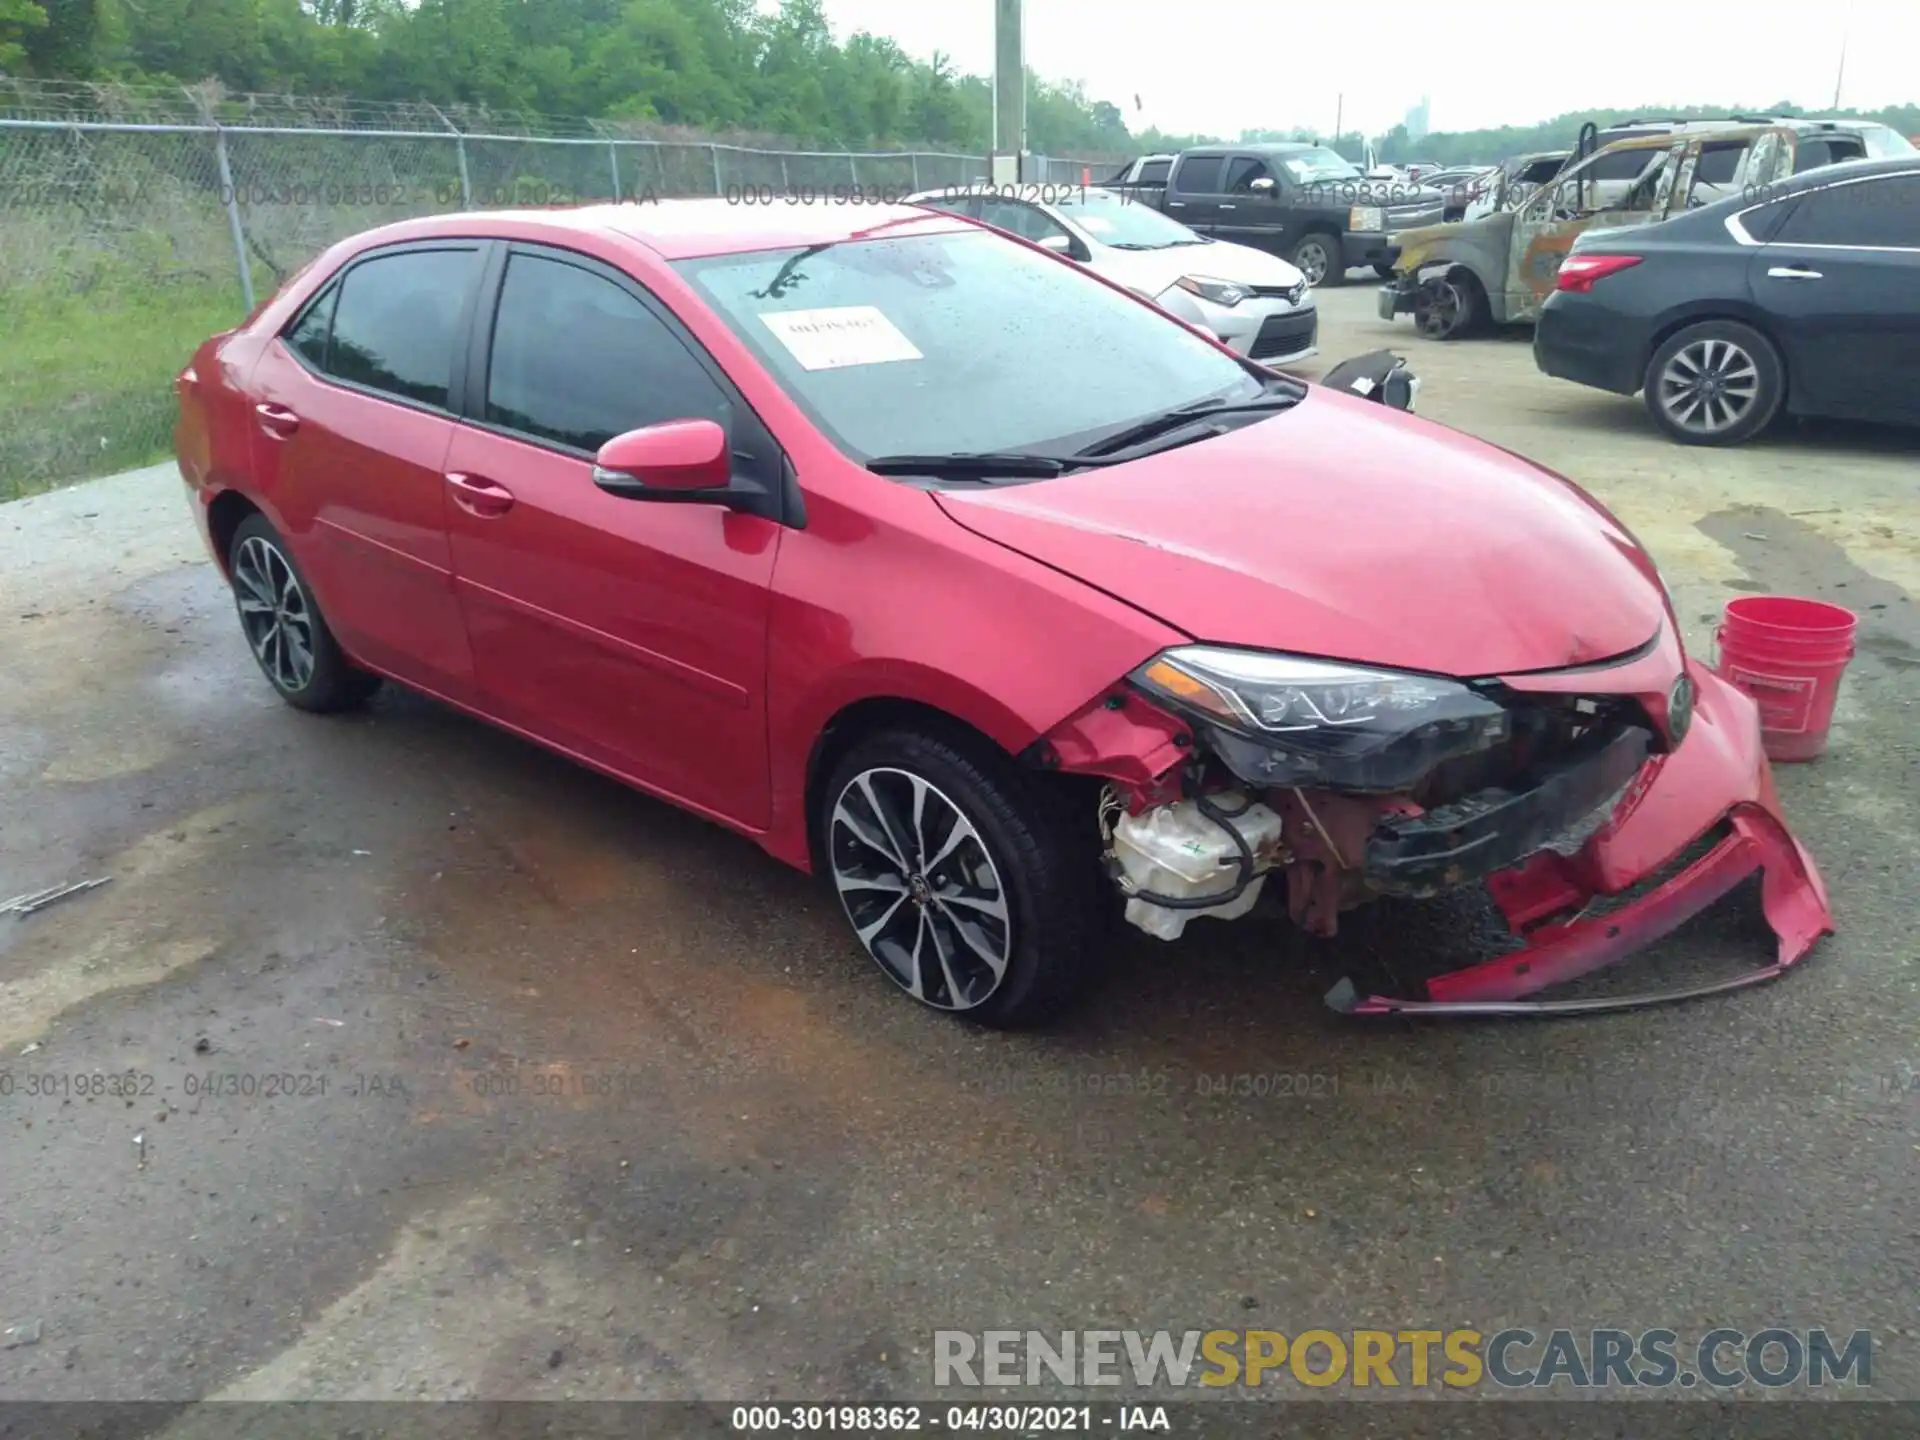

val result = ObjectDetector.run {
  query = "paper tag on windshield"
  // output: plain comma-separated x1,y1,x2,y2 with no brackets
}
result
760,306,923,371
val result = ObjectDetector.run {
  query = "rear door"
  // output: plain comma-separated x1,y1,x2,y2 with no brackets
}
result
1161,153,1228,234
1752,170,1920,423
247,244,485,697
441,244,784,826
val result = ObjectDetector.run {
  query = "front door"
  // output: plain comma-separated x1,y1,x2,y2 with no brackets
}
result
442,246,784,828
246,245,485,698
1217,154,1293,255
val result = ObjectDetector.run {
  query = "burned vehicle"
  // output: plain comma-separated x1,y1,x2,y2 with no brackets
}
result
176,200,1832,1027
1381,120,1901,339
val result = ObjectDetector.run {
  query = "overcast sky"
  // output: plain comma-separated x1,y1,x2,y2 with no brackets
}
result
804,0,1912,140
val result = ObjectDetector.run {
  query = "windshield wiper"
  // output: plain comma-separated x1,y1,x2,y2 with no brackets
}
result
864,451,1123,480
1074,385,1304,459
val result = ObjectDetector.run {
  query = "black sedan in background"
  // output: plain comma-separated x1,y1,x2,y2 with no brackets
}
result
1534,158,1920,445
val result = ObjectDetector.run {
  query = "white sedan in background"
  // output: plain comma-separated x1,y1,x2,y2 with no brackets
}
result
907,185,1318,367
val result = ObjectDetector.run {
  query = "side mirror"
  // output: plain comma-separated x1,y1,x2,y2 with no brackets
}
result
1249,176,1276,194
593,419,733,501
1037,233,1073,253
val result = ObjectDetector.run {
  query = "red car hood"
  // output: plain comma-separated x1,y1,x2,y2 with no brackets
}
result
932,388,1666,677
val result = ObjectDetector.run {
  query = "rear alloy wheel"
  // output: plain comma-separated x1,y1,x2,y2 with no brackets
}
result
229,515,381,712
1643,321,1783,446
822,729,1097,1028
1292,233,1344,287
1414,271,1487,340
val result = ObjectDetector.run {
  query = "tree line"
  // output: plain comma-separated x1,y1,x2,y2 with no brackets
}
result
1,0,1913,159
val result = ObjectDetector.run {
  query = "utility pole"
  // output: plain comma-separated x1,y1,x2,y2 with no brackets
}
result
992,0,1025,183
1333,93,1343,146
1832,34,1848,108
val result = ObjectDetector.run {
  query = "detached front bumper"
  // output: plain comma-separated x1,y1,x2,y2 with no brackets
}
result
1329,661,1833,1016
1377,274,1423,321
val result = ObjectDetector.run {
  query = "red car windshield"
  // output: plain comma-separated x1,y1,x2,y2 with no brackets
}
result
673,228,1261,462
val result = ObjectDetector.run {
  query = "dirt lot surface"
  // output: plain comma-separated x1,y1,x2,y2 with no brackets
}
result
2,283,1918,1423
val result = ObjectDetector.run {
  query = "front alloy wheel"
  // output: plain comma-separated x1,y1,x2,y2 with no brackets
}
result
1292,234,1342,287
819,728,1099,1028
830,767,1011,1012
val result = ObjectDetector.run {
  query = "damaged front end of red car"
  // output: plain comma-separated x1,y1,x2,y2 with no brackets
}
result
1030,622,1833,1017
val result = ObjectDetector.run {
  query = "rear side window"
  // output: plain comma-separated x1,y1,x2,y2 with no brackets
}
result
484,253,731,453
1138,159,1171,185
1172,155,1225,194
1739,197,1797,243
326,249,478,409
284,284,336,369
1772,174,1920,248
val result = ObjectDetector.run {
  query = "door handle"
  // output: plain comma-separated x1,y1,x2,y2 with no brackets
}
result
1218,203,1237,210
1167,200,1186,208
445,472,515,517
1766,265,1823,280
254,402,300,438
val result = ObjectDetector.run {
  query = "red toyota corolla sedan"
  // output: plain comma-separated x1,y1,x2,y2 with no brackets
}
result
174,199,1832,1026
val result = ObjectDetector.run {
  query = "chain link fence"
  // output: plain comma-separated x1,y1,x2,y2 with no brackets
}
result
0,81,1107,499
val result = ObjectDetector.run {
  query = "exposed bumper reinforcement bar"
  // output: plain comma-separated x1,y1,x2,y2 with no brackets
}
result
1325,658,1833,1018
1328,804,1829,1017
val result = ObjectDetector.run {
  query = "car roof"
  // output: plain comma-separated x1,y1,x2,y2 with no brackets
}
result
350,198,974,261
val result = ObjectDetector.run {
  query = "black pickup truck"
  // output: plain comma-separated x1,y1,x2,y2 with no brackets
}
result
1104,143,1447,286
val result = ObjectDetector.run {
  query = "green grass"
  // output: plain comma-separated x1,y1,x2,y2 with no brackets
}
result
0,279,248,502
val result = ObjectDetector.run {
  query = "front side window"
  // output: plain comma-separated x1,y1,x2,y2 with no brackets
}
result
326,248,479,409
1224,157,1275,193
675,228,1260,463
485,253,730,453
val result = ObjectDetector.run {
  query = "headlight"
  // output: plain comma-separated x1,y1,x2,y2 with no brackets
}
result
1349,205,1386,232
1130,646,1511,791
1171,275,1248,307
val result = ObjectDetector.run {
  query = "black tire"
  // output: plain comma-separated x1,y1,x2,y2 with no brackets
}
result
820,726,1099,1029
228,514,381,712
1413,269,1488,341
1373,261,1396,279
1292,232,1345,288
1642,320,1784,446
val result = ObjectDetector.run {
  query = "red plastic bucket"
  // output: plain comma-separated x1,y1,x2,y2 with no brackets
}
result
1714,595,1857,763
